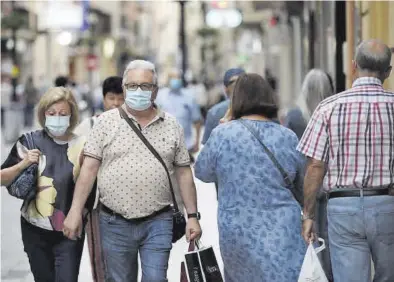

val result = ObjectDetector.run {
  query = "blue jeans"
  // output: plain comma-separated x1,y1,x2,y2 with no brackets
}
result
327,195,394,282
99,209,173,282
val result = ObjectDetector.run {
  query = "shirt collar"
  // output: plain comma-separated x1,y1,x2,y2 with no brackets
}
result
352,77,383,88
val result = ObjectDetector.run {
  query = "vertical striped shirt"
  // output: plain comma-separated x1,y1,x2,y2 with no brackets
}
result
297,77,394,191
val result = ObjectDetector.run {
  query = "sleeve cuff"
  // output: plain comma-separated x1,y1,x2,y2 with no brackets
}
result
83,152,102,161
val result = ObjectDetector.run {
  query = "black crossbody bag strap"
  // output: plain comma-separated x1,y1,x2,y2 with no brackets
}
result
239,119,299,202
118,108,180,213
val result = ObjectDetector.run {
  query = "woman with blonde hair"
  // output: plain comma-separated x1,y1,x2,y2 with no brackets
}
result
1,87,95,282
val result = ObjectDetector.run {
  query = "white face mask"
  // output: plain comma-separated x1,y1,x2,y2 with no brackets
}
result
45,115,71,137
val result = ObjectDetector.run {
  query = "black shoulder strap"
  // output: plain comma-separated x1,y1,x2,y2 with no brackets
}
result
118,107,180,212
239,119,297,195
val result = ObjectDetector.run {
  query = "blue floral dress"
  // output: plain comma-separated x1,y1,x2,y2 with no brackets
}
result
195,119,306,282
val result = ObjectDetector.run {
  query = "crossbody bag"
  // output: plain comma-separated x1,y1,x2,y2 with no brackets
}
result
118,107,186,243
239,119,303,206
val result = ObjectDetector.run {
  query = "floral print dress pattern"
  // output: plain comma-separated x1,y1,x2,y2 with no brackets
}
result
195,119,307,282
1,130,93,231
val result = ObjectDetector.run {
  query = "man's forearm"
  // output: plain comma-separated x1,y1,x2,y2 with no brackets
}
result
70,157,100,214
303,159,325,216
176,166,198,214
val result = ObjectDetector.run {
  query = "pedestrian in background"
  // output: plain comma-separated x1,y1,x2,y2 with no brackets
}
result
202,68,245,145
23,76,39,128
299,39,394,282
1,87,94,282
283,68,334,281
74,76,124,282
156,69,202,162
63,60,202,282
195,73,306,282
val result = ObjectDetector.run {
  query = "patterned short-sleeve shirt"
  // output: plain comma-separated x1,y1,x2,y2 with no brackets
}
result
84,105,190,219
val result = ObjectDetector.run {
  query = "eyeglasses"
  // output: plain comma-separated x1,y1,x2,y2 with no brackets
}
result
124,83,157,91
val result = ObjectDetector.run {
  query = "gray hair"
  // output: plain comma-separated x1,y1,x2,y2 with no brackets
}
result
122,60,158,85
355,39,392,74
297,69,334,121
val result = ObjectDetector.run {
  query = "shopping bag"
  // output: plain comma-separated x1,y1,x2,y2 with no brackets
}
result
180,240,224,282
298,238,329,282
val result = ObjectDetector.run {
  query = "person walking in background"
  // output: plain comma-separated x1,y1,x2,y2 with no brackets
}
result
73,76,124,282
23,76,39,128
283,69,334,281
299,39,394,282
283,69,334,140
195,73,306,282
1,87,94,282
62,60,202,282
202,68,245,144
156,69,202,162
187,78,209,120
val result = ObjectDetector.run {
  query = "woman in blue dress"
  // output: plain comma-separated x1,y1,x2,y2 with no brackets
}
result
195,73,306,282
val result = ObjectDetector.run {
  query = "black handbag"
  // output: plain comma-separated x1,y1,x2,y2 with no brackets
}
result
239,119,303,206
7,132,38,203
118,108,186,243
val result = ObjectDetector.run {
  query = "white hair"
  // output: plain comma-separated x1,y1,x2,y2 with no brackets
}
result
297,69,334,121
122,60,158,85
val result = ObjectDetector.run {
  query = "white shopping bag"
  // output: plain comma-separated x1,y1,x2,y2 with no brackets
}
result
298,238,329,282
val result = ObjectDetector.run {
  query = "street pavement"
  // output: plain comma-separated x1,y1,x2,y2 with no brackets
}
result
1,128,223,282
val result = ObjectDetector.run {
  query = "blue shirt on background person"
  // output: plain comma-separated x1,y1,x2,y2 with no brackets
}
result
156,81,202,151
202,68,245,144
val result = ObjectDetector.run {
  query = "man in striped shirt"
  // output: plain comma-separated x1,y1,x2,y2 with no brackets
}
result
298,39,393,282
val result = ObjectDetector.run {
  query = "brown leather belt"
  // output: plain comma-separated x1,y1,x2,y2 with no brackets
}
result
328,188,390,199
100,203,171,222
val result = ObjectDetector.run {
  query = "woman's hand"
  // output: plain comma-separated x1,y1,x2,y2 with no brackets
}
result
220,108,232,124
20,149,41,170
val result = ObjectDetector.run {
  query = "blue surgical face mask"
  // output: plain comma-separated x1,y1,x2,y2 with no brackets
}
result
169,78,182,90
45,115,71,137
125,88,152,111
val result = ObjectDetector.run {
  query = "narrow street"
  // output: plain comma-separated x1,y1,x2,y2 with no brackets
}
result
1,130,223,282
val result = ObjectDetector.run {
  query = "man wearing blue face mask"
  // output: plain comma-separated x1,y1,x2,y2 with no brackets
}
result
156,70,202,162
63,60,202,282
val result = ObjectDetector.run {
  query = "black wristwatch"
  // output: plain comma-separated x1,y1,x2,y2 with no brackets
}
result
187,212,201,220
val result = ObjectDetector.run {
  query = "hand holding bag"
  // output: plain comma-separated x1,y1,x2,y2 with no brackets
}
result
181,240,224,282
119,108,186,243
7,132,38,203
298,238,329,282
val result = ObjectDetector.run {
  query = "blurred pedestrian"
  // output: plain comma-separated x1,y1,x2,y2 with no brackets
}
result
23,76,39,128
283,69,334,281
1,74,12,128
156,69,202,162
63,60,202,282
195,73,306,282
54,76,69,87
1,87,94,281
73,76,124,282
202,68,245,144
187,78,208,119
298,39,394,282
